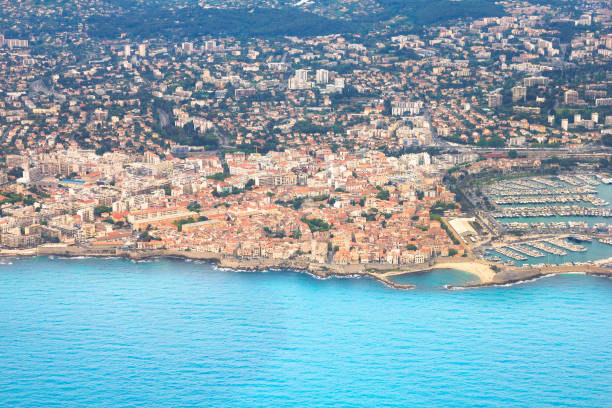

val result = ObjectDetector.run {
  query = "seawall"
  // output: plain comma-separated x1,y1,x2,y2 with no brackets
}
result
4,245,609,291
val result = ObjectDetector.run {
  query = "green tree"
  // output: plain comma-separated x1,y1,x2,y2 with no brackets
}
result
187,203,201,212
94,205,112,216
376,189,390,200
301,217,331,232
7,167,23,179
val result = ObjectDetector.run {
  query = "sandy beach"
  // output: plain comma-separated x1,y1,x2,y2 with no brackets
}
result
431,261,496,283
376,259,497,283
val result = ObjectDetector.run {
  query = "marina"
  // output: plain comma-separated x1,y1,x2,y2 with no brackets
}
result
483,176,611,268
544,238,588,252
498,216,612,229
508,244,545,258
484,236,611,267
485,174,612,222
528,241,567,256
492,246,527,261
494,205,612,218
493,194,608,206
486,174,603,196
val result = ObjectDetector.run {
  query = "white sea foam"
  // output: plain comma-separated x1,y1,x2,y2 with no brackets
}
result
214,266,249,273
446,285,470,291
493,274,556,287
130,259,150,264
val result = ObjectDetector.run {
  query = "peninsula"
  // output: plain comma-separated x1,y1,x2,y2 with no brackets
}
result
0,0,610,290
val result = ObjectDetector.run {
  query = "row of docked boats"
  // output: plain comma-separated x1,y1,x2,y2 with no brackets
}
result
495,205,612,218
493,194,608,206
508,244,545,258
543,238,587,252
559,174,602,186
529,241,567,256
490,236,593,262
490,186,596,197
494,246,527,261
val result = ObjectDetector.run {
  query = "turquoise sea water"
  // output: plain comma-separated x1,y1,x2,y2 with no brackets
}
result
389,268,479,288
1,257,611,407
596,183,612,207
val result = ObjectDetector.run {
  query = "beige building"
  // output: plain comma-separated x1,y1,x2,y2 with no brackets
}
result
127,207,198,230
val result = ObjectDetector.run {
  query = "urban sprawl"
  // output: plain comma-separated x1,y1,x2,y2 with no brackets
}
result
0,0,611,277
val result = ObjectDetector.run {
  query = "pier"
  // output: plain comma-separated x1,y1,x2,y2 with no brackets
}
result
528,241,567,256
495,247,527,261
493,194,608,206
544,238,587,252
494,205,612,218
508,244,545,258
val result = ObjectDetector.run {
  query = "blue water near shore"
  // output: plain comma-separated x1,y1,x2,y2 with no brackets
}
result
389,268,479,289
1,257,611,407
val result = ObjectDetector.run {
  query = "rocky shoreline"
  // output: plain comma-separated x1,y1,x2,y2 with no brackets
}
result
21,245,418,290
1,244,611,290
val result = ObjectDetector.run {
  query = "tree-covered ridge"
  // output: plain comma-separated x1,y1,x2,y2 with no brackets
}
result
85,0,504,40
351,0,504,25
86,6,352,39
1,0,505,40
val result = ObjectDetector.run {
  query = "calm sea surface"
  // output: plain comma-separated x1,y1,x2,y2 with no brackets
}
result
1,257,611,407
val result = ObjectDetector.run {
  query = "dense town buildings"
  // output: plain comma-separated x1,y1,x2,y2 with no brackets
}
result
0,0,610,267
